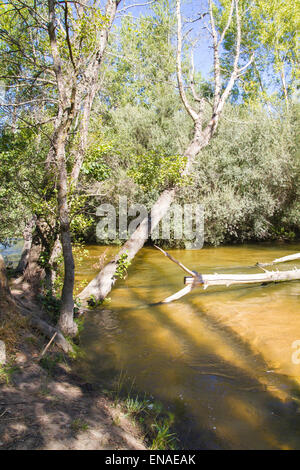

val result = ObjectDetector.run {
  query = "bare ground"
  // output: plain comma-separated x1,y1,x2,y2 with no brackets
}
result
0,274,148,451
0,349,146,450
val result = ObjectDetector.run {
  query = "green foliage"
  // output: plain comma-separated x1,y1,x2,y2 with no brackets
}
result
70,195,94,240
39,353,64,375
87,294,103,307
115,252,131,280
129,152,187,192
123,395,150,415
109,370,178,450
178,104,300,245
38,292,61,324
0,363,20,384
74,315,85,334
220,0,299,104
150,416,177,450
81,144,112,181
66,340,84,360
70,418,89,434
0,127,46,243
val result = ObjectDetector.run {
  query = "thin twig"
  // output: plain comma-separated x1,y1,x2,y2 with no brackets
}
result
40,332,57,358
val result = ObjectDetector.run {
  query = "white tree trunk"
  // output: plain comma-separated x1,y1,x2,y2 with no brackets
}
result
78,188,176,302
184,269,300,289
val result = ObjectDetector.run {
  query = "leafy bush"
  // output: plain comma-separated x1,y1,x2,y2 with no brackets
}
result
128,152,186,192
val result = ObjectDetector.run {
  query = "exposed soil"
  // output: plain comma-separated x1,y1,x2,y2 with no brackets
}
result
0,348,146,450
0,277,146,451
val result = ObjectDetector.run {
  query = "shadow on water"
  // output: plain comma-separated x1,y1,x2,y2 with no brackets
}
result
76,244,300,449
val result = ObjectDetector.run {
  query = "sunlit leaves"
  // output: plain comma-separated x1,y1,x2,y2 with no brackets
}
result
128,152,187,192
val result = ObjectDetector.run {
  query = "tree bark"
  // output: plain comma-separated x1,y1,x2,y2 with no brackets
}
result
55,132,78,336
15,216,36,275
0,253,11,303
78,0,248,305
184,269,300,289
22,240,44,292
30,315,73,353
78,123,205,304
78,187,176,302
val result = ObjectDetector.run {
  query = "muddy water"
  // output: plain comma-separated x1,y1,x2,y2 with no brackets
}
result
77,244,299,449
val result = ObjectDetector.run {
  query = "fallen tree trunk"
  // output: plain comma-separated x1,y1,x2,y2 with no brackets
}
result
29,315,73,354
184,269,300,289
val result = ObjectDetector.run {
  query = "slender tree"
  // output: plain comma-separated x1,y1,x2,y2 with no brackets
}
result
0,0,123,335
78,0,253,303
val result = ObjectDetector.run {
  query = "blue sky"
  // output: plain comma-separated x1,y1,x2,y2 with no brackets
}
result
116,0,214,79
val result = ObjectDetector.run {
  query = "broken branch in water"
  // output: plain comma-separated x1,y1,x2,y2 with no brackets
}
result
155,248,300,303
256,253,300,267
184,268,300,289
154,245,197,277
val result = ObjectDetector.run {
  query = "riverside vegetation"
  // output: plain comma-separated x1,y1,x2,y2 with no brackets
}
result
0,0,299,450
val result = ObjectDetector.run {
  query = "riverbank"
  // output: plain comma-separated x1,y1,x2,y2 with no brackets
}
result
1,242,300,449
0,329,147,450
0,246,178,451
0,304,178,450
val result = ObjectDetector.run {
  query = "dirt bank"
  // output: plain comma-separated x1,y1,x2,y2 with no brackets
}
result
0,347,146,450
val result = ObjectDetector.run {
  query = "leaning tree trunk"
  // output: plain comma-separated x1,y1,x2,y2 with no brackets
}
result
78,122,205,304
78,187,176,303
78,0,246,304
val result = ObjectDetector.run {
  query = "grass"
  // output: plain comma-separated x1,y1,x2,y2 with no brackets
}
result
0,363,20,384
71,418,89,434
24,335,38,346
108,370,178,450
39,352,66,375
0,301,29,353
150,418,177,450
112,416,121,426
123,395,149,415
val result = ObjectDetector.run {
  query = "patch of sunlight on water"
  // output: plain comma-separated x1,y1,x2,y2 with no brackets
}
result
0,240,24,266
75,243,300,449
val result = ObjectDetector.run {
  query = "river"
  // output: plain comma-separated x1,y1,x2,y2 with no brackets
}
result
75,243,300,450
1,241,300,449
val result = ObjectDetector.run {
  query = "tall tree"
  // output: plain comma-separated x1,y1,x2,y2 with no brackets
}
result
0,0,122,335
78,0,253,304
220,0,299,106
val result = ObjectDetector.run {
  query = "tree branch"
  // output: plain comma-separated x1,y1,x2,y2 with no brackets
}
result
176,0,199,122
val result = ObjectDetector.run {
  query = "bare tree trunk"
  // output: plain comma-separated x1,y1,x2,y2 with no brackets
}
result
55,135,78,336
78,124,205,303
78,0,249,305
22,240,44,292
46,0,120,333
0,254,11,303
15,216,36,275
279,64,289,110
